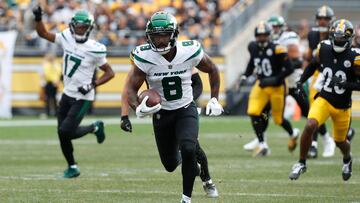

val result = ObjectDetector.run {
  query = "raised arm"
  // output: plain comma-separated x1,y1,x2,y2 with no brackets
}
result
33,6,56,43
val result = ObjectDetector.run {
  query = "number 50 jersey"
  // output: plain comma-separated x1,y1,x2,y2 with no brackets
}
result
55,28,107,101
245,41,288,85
131,40,203,110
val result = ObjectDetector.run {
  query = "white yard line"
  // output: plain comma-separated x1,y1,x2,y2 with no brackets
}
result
0,188,355,199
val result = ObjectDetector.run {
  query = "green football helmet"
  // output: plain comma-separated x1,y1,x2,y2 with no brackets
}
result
267,15,285,40
145,11,179,54
69,10,94,43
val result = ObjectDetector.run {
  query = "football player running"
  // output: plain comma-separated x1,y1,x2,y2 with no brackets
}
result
302,5,337,158
120,68,218,198
243,16,303,152
126,11,222,203
289,19,360,181
240,21,297,156
33,7,115,178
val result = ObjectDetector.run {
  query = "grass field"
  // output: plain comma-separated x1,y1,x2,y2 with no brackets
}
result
0,116,360,203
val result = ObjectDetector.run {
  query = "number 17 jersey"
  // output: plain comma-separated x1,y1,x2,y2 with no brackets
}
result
55,28,107,101
131,40,204,110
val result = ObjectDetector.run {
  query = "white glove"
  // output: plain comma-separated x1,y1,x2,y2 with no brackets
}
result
136,96,161,118
206,97,223,116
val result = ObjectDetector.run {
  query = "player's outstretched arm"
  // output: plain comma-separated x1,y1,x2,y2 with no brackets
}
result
120,69,133,132
95,63,115,87
196,53,223,116
196,53,220,99
32,5,56,42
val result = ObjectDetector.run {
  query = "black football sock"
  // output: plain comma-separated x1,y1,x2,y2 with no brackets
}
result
318,124,327,136
251,116,265,142
71,125,95,139
281,119,293,136
195,144,211,182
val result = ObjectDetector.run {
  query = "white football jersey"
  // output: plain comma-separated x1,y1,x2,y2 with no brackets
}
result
275,31,300,47
55,28,107,101
276,31,302,88
132,40,204,110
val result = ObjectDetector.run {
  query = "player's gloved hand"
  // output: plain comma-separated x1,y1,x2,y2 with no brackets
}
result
78,83,94,95
330,76,345,88
120,115,132,133
32,5,43,22
206,97,223,116
239,75,247,86
136,96,161,118
259,76,280,87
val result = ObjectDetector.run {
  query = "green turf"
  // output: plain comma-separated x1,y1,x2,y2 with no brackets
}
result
0,116,359,202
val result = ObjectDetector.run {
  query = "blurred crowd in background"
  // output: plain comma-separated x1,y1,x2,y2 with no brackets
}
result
0,0,239,54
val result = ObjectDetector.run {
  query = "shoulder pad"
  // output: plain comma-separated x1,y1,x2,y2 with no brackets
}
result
275,44,287,55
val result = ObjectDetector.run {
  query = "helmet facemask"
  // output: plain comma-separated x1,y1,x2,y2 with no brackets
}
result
69,11,94,43
145,11,179,55
329,19,354,53
146,27,178,55
255,22,271,49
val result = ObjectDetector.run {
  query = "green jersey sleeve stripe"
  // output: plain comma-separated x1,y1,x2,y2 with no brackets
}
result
89,51,107,54
185,47,203,62
61,33,68,42
133,54,155,65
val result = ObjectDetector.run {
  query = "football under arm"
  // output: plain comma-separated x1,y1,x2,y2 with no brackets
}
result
195,53,220,99
95,63,115,87
127,65,147,110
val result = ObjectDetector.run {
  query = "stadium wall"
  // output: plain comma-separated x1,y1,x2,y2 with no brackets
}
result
11,57,226,115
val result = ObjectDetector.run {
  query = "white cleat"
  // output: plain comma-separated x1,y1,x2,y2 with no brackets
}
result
289,162,307,180
203,180,219,198
243,138,259,151
322,133,335,157
181,194,191,203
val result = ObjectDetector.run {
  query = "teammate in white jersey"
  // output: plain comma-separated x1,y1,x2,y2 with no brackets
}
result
127,11,223,203
33,7,114,178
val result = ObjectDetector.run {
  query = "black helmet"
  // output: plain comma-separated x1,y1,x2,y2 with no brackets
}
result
316,5,335,20
254,21,271,48
329,19,354,53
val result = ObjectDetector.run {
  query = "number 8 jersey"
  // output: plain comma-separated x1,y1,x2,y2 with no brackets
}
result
55,28,107,101
317,40,360,108
131,40,203,110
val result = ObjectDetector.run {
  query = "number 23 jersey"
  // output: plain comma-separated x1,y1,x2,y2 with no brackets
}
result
131,40,203,110
55,28,107,101
317,40,360,108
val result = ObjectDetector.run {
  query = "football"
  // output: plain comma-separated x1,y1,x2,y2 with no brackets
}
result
138,89,161,107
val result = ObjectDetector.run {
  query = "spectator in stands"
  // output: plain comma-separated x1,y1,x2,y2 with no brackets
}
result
40,53,62,117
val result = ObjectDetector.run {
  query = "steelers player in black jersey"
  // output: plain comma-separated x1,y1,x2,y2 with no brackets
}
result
240,21,297,156
290,19,360,181
304,5,336,158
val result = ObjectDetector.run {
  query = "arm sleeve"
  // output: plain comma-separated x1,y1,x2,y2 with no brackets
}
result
298,58,319,84
244,57,254,77
191,72,203,101
278,56,294,80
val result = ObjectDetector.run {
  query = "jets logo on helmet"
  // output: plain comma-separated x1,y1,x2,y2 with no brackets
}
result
69,10,94,43
329,19,354,53
145,11,179,55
